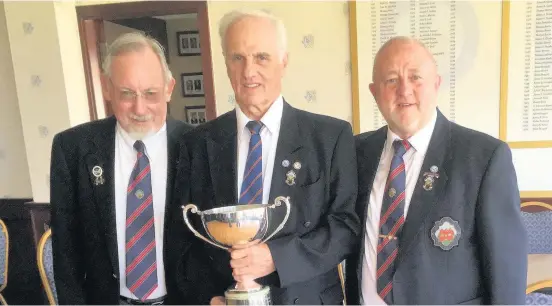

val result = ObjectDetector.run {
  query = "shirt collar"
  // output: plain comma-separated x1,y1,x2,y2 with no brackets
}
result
236,95,284,136
116,122,167,156
385,108,437,156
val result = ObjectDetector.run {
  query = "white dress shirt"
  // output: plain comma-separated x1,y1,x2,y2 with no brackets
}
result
361,110,437,305
236,95,283,204
115,123,168,299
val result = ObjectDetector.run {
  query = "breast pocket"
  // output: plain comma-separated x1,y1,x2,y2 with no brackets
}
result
294,177,325,234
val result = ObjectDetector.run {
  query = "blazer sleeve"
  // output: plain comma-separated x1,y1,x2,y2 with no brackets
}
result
476,142,528,305
267,123,361,288
49,133,87,305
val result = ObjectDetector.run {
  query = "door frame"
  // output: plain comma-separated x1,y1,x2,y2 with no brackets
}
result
76,1,217,121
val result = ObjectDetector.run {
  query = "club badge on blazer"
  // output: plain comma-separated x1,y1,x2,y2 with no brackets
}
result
283,159,301,186
431,216,461,250
423,165,440,191
92,165,105,186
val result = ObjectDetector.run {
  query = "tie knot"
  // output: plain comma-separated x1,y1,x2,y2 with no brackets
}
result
393,139,411,157
133,140,146,153
246,121,263,135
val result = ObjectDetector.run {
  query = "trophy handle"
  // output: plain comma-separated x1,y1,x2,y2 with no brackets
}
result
182,204,229,251
262,196,291,242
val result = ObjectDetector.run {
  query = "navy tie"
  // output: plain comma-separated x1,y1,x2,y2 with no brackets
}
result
125,140,158,301
239,121,264,204
376,139,411,304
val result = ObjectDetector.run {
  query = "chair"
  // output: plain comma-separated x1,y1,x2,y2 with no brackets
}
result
338,260,346,305
521,201,552,305
0,219,8,305
37,229,57,305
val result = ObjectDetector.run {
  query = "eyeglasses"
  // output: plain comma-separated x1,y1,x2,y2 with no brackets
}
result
115,88,164,103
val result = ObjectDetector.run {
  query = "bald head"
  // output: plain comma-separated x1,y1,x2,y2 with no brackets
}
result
368,36,441,140
372,36,437,82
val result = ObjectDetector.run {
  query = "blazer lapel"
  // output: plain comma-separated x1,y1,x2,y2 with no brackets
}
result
395,111,452,267
84,116,118,275
207,113,238,206
355,128,386,284
268,102,303,203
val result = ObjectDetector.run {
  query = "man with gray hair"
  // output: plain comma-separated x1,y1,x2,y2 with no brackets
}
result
50,32,193,305
171,8,359,305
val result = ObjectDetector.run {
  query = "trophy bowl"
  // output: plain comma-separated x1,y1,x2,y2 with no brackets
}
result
201,204,270,248
182,196,291,305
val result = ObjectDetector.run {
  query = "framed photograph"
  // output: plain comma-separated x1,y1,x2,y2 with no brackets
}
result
181,73,204,97
177,31,201,56
185,105,206,126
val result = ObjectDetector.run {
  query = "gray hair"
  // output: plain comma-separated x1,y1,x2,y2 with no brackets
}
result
218,9,287,61
102,32,173,83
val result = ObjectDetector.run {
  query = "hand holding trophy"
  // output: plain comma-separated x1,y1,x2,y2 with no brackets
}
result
182,196,291,305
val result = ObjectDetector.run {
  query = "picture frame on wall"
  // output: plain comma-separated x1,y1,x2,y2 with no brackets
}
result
181,73,204,97
177,31,201,56
185,105,206,126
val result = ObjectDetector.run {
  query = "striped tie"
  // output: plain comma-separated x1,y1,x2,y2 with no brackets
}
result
239,121,264,204
125,140,158,301
376,139,411,304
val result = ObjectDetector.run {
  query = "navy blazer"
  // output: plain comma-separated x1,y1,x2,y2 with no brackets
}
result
171,101,360,305
50,117,193,305
345,110,528,305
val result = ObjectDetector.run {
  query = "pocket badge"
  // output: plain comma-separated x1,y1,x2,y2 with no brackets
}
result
430,217,461,251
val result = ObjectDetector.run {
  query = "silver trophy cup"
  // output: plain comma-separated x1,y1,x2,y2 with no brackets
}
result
182,196,291,305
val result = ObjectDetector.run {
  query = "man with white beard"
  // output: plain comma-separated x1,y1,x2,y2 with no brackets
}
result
49,32,193,305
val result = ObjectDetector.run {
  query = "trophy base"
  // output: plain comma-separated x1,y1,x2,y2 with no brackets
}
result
225,285,271,305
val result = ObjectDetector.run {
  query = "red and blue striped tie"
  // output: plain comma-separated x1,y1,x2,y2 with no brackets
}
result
376,139,411,304
125,140,158,301
239,121,264,204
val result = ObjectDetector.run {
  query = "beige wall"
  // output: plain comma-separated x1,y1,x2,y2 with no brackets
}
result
166,16,205,122
3,1,89,202
207,1,353,123
0,1,32,199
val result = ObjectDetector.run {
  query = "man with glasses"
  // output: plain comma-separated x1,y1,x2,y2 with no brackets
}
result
50,32,193,305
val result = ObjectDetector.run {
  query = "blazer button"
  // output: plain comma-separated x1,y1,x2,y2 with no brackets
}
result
293,298,299,304
303,221,311,227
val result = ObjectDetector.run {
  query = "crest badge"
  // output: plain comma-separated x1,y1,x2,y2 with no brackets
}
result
92,165,105,186
388,187,396,198
423,165,440,191
285,170,296,186
431,217,461,250
135,189,144,199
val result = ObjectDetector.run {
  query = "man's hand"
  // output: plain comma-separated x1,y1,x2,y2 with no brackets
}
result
210,296,225,305
230,240,276,283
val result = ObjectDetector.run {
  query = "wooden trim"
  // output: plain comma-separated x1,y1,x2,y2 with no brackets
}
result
520,191,552,198
76,1,198,20
78,19,104,120
499,0,509,142
348,1,360,135
197,2,217,120
508,141,552,149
